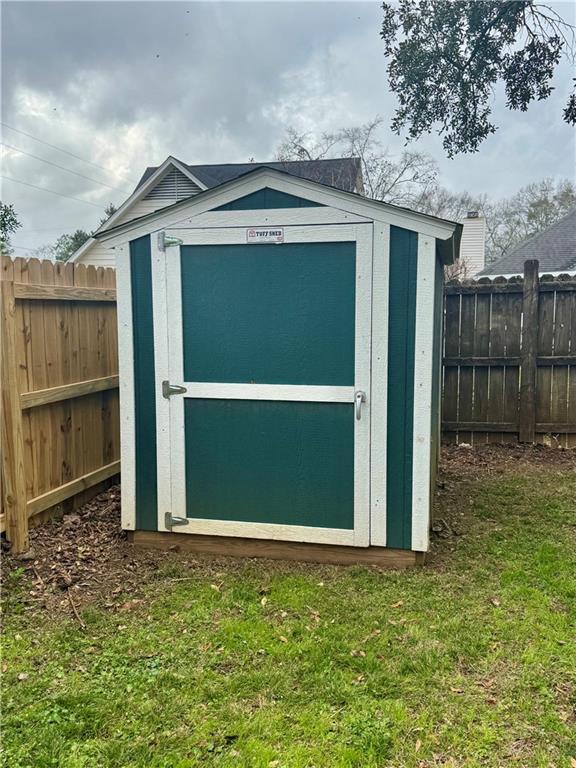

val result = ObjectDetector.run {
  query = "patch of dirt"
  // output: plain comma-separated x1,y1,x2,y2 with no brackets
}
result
428,443,576,565
440,442,576,479
2,445,574,620
2,486,194,619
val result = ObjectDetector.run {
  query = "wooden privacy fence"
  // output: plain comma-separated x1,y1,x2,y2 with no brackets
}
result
443,260,576,448
1,256,120,553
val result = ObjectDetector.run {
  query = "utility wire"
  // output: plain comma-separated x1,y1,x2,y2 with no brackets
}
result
10,244,46,252
0,122,139,183
1,142,132,194
19,227,79,232
1,175,104,209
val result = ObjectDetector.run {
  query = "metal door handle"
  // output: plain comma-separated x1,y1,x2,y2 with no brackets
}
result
355,390,366,420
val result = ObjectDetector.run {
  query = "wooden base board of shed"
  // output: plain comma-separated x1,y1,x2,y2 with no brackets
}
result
128,531,425,568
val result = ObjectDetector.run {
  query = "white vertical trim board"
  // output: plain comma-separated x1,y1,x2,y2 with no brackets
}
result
353,224,373,547
411,234,436,551
116,243,136,530
167,243,186,522
151,234,173,532
369,222,390,547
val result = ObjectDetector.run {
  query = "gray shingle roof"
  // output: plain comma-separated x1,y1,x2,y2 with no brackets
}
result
135,157,361,194
479,208,576,276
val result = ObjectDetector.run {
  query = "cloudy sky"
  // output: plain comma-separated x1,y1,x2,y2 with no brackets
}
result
2,0,575,254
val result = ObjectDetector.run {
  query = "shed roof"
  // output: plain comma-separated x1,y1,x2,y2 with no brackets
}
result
478,208,576,276
95,165,462,264
135,157,361,194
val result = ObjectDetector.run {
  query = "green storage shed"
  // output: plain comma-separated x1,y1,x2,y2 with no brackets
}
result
96,167,461,566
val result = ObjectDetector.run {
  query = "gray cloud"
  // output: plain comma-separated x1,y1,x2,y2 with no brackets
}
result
1,1,574,252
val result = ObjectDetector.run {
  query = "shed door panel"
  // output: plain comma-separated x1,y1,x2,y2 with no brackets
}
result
184,400,354,529
163,224,372,546
181,243,355,385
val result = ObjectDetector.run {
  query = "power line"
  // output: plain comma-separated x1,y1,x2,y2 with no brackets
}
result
0,122,139,184
10,244,47,252
2,142,132,194
1,175,104,209
20,227,79,232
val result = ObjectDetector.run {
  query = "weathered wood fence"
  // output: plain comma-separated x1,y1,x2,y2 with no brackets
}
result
443,260,576,448
1,256,120,553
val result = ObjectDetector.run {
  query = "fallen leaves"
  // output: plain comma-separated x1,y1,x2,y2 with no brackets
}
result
117,599,144,613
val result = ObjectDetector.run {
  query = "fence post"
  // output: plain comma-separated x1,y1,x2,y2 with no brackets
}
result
519,259,539,443
0,260,29,553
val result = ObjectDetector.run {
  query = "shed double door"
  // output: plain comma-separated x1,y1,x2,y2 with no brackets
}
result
158,224,372,545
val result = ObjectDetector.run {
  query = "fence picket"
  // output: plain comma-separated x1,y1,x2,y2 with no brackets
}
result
0,257,119,553
443,260,576,447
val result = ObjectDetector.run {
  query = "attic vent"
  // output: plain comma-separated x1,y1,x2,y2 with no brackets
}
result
144,168,202,200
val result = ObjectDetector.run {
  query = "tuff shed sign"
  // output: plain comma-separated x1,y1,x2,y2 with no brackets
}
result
246,227,284,244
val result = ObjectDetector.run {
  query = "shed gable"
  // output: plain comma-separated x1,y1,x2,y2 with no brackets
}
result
214,187,324,211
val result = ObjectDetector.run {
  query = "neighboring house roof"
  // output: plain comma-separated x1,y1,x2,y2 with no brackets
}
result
94,165,462,264
70,156,363,263
134,157,362,195
478,208,576,276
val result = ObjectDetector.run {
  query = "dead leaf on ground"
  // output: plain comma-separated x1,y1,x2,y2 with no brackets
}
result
415,738,422,752
17,673,29,681
390,600,404,608
117,599,144,612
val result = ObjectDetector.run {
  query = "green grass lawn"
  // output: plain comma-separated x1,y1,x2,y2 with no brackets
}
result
2,453,576,767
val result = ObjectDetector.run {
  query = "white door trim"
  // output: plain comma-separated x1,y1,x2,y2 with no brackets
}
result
179,383,355,402
369,222,390,546
151,234,175,532
157,223,373,546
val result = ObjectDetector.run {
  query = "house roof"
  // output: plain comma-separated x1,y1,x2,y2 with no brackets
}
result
134,157,361,194
478,208,576,276
95,165,462,264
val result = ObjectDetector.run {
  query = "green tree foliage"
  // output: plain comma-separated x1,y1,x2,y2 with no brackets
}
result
38,202,117,262
0,202,21,255
381,1,576,156
53,229,91,262
99,202,118,227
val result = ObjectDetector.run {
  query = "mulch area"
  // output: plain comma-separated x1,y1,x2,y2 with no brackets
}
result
2,444,575,622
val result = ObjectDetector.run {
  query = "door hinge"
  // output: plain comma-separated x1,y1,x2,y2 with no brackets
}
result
157,231,184,252
164,512,188,530
162,380,187,399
